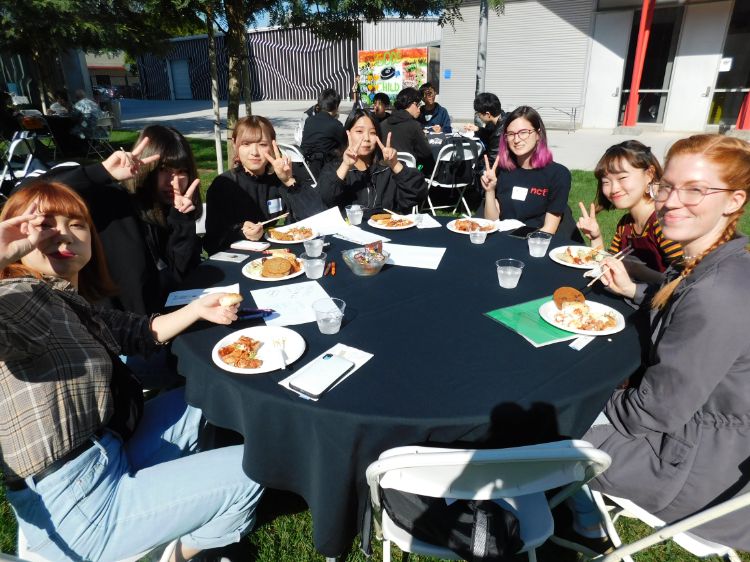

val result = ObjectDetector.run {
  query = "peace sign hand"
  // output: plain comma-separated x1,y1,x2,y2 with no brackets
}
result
480,154,499,193
264,140,293,183
375,132,398,169
342,131,363,169
102,136,160,182
0,203,58,268
576,202,602,241
172,177,199,214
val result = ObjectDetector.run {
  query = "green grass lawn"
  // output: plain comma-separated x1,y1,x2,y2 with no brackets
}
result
1,133,749,560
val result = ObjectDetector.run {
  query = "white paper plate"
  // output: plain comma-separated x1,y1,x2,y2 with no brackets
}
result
265,227,317,244
538,300,625,336
446,218,498,235
367,217,415,231
241,257,305,282
548,245,607,270
212,326,306,374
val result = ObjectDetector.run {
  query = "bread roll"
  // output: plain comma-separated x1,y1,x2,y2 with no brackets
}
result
219,293,244,307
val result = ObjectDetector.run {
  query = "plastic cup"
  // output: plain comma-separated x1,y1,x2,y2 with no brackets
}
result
345,205,363,226
495,259,525,289
300,252,326,280
303,238,324,258
411,213,424,227
470,231,487,244
312,298,346,334
527,231,552,257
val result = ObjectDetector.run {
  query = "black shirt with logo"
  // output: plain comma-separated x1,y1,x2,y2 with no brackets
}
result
494,162,571,229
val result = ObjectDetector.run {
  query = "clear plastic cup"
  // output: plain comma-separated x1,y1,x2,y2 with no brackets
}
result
470,231,487,244
345,205,363,226
312,298,346,334
303,238,324,258
527,231,552,257
411,213,424,227
300,252,326,280
495,258,525,289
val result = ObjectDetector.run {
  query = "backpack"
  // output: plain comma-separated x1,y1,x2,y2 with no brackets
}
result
433,137,480,186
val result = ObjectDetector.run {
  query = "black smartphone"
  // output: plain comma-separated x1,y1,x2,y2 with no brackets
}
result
507,225,538,239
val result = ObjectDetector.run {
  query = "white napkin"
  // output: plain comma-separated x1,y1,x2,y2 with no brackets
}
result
414,214,442,229
495,219,526,232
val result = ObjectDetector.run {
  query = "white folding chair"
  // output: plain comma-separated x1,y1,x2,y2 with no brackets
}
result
85,116,115,159
397,151,417,169
588,490,749,562
276,141,317,187
422,140,478,217
195,202,208,235
1,134,45,194
366,440,611,562
18,526,178,562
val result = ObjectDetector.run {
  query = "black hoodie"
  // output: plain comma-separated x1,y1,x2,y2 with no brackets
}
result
380,109,435,172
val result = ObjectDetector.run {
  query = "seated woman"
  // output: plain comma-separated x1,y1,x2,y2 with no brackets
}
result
578,140,682,277
18,125,203,316
580,135,750,550
0,181,263,562
316,109,426,215
479,106,572,235
203,115,325,254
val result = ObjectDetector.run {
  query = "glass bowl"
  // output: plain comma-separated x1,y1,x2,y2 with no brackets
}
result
341,248,390,277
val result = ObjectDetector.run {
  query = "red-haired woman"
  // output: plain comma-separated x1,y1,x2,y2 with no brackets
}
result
480,106,571,235
203,115,325,254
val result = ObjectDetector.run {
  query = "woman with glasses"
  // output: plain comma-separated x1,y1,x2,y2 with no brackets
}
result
575,135,750,550
479,106,571,234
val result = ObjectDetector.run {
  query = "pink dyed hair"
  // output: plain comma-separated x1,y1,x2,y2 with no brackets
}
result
497,106,553,171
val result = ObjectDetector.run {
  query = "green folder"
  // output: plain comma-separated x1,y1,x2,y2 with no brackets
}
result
485,296,577,347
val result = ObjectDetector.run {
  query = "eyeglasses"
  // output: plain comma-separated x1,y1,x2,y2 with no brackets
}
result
648,182,735,206
504,129,536,141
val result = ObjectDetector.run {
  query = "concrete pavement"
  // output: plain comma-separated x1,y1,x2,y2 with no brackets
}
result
118,98,690,171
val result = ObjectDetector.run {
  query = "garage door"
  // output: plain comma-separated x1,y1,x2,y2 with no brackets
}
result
170,59,192,100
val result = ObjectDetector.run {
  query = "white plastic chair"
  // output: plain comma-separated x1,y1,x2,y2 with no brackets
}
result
366,440,611,562
588,490,749,562
18,526,178,562
422,140,478,217
396,151,417,169
276,141,317,187
85,116,115,159
195,202,207,235
1,135,43,193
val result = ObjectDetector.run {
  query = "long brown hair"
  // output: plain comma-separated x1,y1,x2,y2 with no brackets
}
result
232,116,276,169
651,135,750,309
0,181,118,302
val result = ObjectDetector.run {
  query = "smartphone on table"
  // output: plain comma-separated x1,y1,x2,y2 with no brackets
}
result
289,354,355,399
507,225,538,239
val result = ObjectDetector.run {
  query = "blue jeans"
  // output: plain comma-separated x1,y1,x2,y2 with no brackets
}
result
7,388,263,561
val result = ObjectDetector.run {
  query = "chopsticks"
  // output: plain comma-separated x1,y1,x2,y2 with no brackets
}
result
584,246,634,289
259,212,289,226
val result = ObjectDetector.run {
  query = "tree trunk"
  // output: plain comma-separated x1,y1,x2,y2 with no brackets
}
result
206,4,224,174
475,0,489,97
224,0,245,168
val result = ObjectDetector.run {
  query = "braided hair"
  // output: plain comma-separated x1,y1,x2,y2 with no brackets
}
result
651,135,750,310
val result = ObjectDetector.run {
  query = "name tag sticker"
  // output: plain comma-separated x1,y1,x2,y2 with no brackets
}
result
267,198,284,214
511,186,528,201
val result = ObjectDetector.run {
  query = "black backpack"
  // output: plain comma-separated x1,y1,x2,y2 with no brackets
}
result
433,137,480,186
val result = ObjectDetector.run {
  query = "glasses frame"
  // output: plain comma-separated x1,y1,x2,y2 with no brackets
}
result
648,182,735,206
504,129,537,141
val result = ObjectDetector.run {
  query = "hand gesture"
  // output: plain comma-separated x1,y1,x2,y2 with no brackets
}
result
375,132,398,169
342,131,363,169
172,177,199,214
480,154,499,193
193,293,239,325
599,256,637,299
264,140,293,183
102,137,160,181
0,203,57,267
464,124,479,132
242,221,263,241
576,202,602,241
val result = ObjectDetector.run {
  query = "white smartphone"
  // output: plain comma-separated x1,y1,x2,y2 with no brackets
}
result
289,353,355,399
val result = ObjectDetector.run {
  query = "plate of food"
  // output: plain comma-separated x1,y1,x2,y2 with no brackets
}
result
549,245,608,269
211,326,306,374
367,213,415,230
446,218,498,235
538,287,625,336
241,254,304,282
266,226,316,244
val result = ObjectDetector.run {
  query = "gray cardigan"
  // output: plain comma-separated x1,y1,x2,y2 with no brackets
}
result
585,235,750,549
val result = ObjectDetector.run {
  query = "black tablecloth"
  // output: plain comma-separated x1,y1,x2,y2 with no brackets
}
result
172,220,645,556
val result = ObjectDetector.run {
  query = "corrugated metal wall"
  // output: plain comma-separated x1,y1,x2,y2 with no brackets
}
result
440,0,595,126
361,19,442,50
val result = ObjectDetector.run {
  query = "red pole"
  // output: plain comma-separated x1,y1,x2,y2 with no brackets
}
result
623,0,655,127
736,92,750,130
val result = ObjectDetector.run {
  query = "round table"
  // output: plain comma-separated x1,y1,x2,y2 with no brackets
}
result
172,220,644,556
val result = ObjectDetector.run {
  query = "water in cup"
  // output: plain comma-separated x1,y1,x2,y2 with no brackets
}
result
470,231,487,244
300,252,326,280
303,238,324,257
527,231,552,257
345,205,363,226
313,298,346,335
318,315,343,334
495,259,524,289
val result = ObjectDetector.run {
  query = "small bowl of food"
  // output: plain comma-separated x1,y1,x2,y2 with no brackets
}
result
341,246,390,277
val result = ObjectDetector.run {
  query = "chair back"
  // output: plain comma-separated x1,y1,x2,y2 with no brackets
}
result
93,116,114,140
397,152,417,169
276,142,318,187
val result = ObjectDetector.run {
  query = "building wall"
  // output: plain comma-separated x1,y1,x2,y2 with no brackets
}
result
361,18,441,50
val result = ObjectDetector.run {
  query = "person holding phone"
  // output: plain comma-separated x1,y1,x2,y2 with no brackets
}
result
478,106,572,235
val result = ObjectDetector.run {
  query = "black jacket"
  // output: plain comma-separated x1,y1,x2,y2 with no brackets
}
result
18,163,201,314
203,166,326,254
477,120,504,163
317,160,426,214
380,110,435,172
300,111,346,178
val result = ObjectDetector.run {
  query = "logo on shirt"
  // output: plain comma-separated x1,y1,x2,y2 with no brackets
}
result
529,187,549,197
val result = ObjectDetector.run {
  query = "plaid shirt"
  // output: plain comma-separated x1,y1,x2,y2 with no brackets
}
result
0,277,155,481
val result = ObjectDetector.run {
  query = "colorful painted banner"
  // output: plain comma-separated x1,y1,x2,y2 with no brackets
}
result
357,48,428,106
